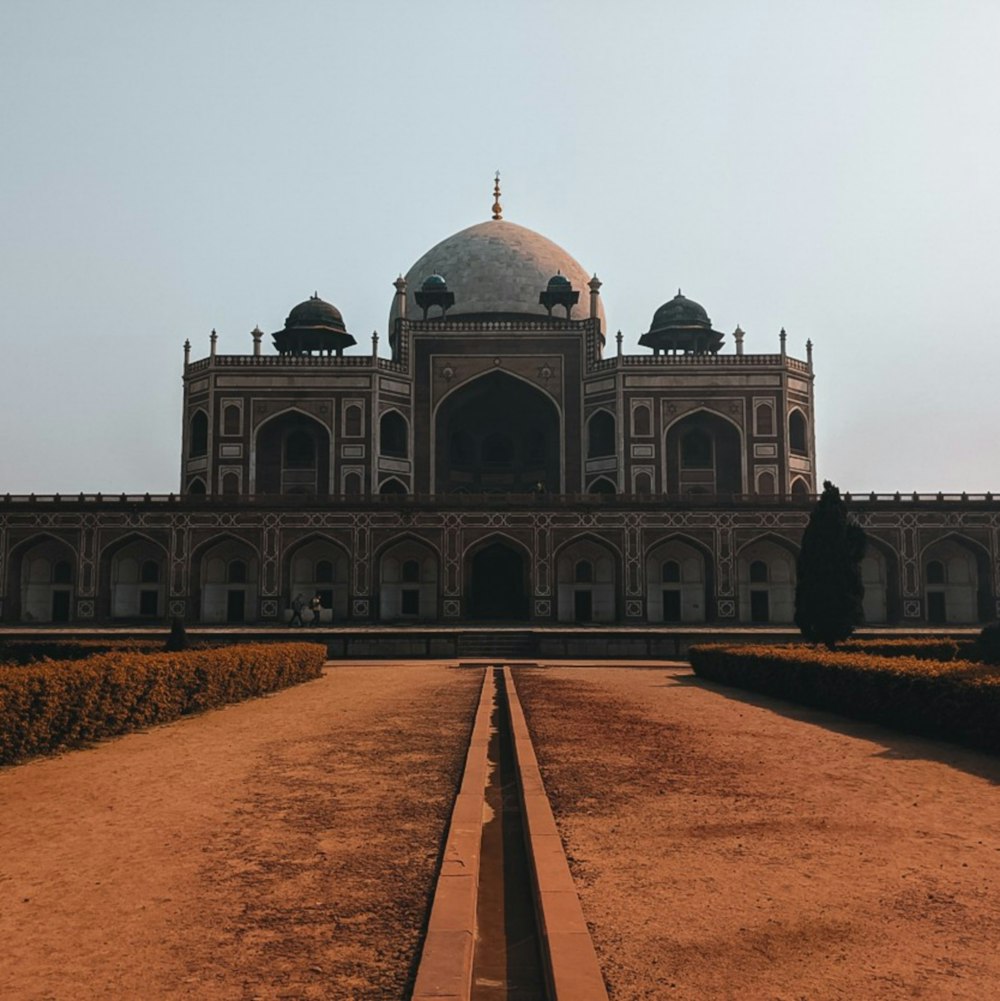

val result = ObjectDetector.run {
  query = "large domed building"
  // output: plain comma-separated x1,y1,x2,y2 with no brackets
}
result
2,182,996,634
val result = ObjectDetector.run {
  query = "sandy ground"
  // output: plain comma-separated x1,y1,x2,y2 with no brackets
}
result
516,664,1000,1001
0,663,483,1001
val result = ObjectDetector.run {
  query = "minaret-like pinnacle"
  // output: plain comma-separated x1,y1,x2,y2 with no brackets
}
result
491,171,502,220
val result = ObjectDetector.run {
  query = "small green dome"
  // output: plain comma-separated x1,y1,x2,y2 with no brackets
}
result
547,272,571,287
421,274,448,289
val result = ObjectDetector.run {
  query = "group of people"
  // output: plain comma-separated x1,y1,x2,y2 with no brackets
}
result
289,593,326,627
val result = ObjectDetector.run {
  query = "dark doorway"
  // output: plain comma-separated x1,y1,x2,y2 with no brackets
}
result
139,590,159,616
226,590,246,623
51,591,71,622
663,589,681,622
927,592,946,624
470,543,526,620
573,590,593,622
750,590,769,623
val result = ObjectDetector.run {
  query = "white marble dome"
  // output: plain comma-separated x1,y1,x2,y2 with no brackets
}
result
390,218,603,326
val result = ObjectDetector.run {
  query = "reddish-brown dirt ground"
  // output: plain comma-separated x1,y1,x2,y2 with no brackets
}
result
517,664,1000,1001
0,663,482,1001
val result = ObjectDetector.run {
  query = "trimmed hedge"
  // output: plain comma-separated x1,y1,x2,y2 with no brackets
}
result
689,643,1000,755
0,639,170,666
0,642,326,765
840,638,962,661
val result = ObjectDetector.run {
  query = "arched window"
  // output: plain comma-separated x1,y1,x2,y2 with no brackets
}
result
344,405,362,437
53,559,73,584
574,560,593,583
681,429,713,469
588,477,616,495
189,411,208,458
755,403,774,436
789,410,808,454
749,560,768,583
661,560,681,584
344,472,362,496
634,472,652,495
315,559,334,584
401,559,420,583
482,433,514,467
791,478,810,499
188,477,207,495
221,472,239,496
379,411,408,458
227,559,248,584
926,560,945,585
379,478,407,495
587,411,615,458
223,405,241,436
632,405,651,437
285,429,316,469
140,560,160,584
757,471,776,495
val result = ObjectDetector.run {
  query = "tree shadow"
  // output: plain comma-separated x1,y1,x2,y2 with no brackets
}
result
666,668,1000,786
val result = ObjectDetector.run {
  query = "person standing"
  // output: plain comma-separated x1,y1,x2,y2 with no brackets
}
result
289,593,305,627
309,593,322,626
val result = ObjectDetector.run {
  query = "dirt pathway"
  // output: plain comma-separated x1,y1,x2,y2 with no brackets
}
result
517,665,1000,1001
0,663,482,1001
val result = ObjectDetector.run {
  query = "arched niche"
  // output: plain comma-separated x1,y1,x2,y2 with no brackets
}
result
922,535,991,624
194,537,259,623
100,534,168,620
860,536,901,625
465,536,530,620
588,477,616,495
378,537,438,620
13,535,77,623
254,410,330,496
666,410,743,496
645,536,710,623
284,536,350,623
737,536,798,624
555,536,617,622
587,410,616,458
189,410,208,458
379,411,408,458
789,409,808,454
434,371,561,493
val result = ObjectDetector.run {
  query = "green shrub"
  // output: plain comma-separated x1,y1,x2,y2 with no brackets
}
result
840,638,960,661
0,642,326,765
689,643,1000,755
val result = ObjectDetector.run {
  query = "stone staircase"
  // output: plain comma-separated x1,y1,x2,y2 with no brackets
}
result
457,630,539,659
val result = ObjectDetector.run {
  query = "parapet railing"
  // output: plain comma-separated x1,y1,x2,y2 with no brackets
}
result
185,355,407,375
1,491,995,508
590,353,811,373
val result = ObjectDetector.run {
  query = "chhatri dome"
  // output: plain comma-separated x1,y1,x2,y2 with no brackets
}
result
389,177,604,328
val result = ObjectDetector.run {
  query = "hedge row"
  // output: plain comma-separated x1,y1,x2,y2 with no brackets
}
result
688,643,1000,755
839,637,965,661
0,642,327,765
0,639,170,666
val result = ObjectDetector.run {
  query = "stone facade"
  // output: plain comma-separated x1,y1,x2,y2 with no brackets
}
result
2,212,996,626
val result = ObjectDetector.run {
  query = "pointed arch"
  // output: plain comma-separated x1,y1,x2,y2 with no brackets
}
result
376,533,440,620
553,533,619,623
253,408,330,496
189,409,208,458
664,407,745,496
283,532,352,622
644,531,716,623
10,533,79,623
586,409,616,458
379,409,409,458
98,532,169,620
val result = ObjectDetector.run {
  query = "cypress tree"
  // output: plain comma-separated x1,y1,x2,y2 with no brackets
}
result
794,480,867,648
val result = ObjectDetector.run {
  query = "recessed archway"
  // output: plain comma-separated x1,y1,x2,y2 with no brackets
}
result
665,409,743,496
467,538,529,620
434,371,561,493
254,410,330,496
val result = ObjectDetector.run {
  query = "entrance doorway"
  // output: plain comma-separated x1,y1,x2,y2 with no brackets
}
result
469,543,527,620
750,590,770,623
226,590,246,624
573,590,593,622
51,591,71,622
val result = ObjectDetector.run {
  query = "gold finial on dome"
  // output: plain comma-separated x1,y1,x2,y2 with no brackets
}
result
491,171,502,220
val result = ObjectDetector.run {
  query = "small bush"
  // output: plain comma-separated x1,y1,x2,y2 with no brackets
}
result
978,622,1000,665
688,643,1000,755
0,642,326,765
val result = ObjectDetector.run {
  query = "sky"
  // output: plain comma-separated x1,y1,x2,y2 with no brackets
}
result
1,0,998,494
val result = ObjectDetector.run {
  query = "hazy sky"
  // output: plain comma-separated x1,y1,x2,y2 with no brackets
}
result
2,1,998,493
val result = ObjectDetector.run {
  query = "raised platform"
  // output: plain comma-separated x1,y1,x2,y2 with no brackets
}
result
0,625,981,660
